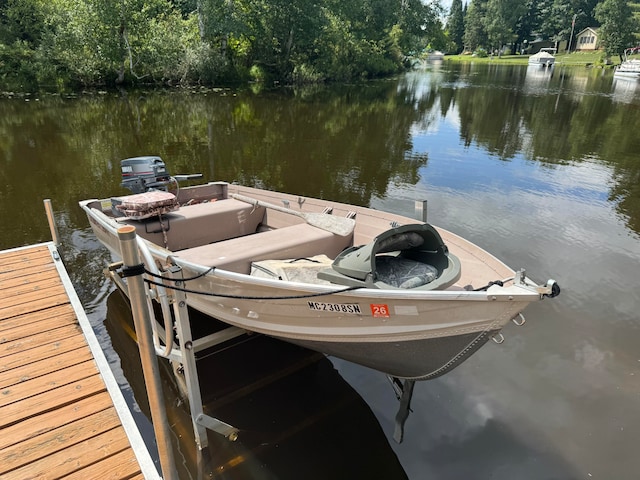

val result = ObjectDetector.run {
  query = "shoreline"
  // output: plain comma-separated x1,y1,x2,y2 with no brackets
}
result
442,52,619,68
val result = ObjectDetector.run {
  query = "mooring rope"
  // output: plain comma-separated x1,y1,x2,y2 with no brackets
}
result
472,280,504,291
141,270,362,301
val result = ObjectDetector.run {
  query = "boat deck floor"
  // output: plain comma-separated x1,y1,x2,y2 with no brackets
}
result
0,244,158,480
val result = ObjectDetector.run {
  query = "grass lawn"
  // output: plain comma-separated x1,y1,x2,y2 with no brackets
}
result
444,51,620,68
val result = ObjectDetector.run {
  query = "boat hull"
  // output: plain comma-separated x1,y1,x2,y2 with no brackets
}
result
528,59,554,67
176,269,529,379
274,330,499,380
528,50,555,68
614,55,640,79
614,70,640,79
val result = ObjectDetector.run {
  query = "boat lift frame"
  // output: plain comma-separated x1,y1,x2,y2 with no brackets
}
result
112,228,242,450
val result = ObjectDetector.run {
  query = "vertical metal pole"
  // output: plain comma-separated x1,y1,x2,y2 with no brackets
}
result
117,226,178,480
567,14,577,54
415,200,428,223
43,199,60,246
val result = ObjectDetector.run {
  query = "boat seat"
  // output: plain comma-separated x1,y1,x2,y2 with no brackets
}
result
318,223,461,290
117,199,266,251
174,223,354,274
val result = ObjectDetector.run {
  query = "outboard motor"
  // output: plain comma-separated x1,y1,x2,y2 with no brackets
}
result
120,156,173,194
112,156,202,217
120,156,203,194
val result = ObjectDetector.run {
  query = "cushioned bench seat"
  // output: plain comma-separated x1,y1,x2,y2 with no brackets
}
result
174,223,353,274
117,199,266,251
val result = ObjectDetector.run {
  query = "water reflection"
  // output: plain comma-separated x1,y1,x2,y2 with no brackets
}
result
523,65,554,95
1,64,640,479
1,66,640,244
612,77,640,104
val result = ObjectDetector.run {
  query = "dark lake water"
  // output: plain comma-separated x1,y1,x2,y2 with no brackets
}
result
2,63,639,479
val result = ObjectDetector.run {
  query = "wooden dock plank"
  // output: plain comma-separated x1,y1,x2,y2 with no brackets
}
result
0,359,100,408
0,322,81,357
1,426,132,480
0,344,93,388
0,333,87,374
0,282,68,313
0,245,50,257
0,247,50,267
0,252,54,268
0,308,78,342
0,273,61,301
0,290,71,320
0,406,123,471
63,448,146,480
0,267,58,293
0,390,114,450
0,303,75,334
0,252,53,277
0,244,150,479
1,375,104,432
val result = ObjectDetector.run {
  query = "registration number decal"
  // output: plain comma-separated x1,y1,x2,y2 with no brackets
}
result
370,304,390,318
308,302,362,314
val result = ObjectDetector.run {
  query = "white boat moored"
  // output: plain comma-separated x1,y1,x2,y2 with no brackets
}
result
80,156,560,382
528,48,556,67
614,49,640,79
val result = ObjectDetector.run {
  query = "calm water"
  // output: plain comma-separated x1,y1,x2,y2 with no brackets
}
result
2,63,639,479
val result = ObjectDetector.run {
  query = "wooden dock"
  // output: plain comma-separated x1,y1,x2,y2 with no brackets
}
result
0,243,160,480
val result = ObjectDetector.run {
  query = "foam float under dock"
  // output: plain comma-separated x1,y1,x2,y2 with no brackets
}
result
0,243,160,480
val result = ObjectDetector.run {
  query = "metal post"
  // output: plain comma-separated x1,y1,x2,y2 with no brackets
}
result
415,200,428,223
117,226,178,480
567,14,577,54
393,379,415,444
43,199,60,246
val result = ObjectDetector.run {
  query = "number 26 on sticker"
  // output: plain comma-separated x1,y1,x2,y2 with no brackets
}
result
370,304,390,318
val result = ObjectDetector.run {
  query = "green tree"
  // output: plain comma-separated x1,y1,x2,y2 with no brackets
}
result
485,0,526,54
539,0,598,45
595,0,639,61
464,0,488,52
447,0,465,53
396,0,441,54
0,0,55,85
1,0,446,89
513,0,539,52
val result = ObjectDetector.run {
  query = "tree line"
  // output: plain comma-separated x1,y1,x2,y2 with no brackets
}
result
3,0,639,91
0,0,445,90
446,0,639,60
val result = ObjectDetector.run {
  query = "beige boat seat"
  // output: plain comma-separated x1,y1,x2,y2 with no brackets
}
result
174,223,353,274
117,199,266,251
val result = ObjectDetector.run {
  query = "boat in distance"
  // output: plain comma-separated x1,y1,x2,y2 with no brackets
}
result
80,156,560,381
528,48,556,67
614,49,640,79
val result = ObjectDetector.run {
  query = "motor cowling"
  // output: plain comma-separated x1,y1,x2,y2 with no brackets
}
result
120,156,173,194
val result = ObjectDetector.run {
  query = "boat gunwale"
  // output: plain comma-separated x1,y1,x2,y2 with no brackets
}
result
169,253,541,302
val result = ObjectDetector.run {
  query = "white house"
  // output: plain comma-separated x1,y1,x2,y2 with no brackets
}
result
575,27,599,51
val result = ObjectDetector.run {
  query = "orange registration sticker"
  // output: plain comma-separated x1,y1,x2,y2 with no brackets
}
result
370,304,390,318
